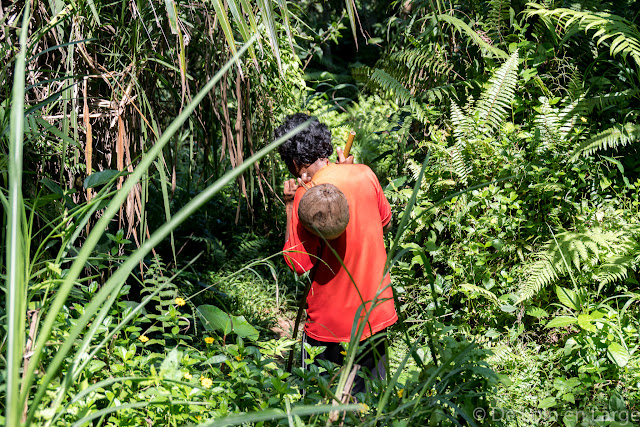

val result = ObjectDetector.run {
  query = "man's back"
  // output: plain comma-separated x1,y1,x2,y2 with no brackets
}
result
284,163,397,342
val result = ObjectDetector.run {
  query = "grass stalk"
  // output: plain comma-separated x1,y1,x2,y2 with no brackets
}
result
20,34,259,424
5,5,30,427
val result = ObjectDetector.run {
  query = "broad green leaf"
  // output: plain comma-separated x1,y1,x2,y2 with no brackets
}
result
577,314,596,333
526,307,549,318
537,396,557,409
556,286,579,310
159,348,183,381
607,342,630,367
203,355,228,365
84,170,123,189
197,305,259,341
41,177,64,195
546,316,577,328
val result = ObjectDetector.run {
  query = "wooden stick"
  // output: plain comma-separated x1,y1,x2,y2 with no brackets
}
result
344,131,356,158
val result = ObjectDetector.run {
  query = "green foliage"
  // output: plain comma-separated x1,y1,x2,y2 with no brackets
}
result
571,123,640,160
516,227,640,303
4,0,640,425
525,3,640,69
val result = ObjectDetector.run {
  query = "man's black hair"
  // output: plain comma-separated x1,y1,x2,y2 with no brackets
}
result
275,113,333,169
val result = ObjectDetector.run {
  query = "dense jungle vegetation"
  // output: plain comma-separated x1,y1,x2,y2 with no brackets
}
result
1,0,640,425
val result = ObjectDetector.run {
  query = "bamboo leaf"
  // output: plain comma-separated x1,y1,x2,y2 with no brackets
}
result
211,0,239,59
257,0,282,73
228,0,258,65
344,0,358,49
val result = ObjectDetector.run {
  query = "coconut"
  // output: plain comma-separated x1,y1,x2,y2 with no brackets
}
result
298,183,350,240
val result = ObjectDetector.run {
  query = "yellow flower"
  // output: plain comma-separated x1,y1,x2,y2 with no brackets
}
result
340,350,347,356
184,372,192,380
195,416,202,420
580,116,588,123
360,403,369,414
235,355,243,361
175,297,186,307
138,335,149,343
200,377,213,388
397,389,404,398
204,337,214,344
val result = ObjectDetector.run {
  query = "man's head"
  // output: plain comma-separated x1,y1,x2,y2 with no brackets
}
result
298,183,350,240
275,113,333,176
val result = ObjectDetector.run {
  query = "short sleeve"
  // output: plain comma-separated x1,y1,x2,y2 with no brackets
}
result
283,189,322,275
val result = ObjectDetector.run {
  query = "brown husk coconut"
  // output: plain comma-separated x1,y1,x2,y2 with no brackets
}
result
298,183,350,240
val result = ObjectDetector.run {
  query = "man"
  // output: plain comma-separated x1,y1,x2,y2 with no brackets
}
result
276,113,397,393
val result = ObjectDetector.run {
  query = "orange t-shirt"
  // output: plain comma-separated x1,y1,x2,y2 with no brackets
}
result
284,163,398,342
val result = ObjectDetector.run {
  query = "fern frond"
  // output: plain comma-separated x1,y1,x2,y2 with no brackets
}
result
534,95,586,151
406,158,423,182
460,282,500,304
487,344,516,365
368,68,431,125
230,235,269,263
596,255,635,290
570,123,640,160
369,68,413,103
558,95,587,135
448,145,472,185
516,228,635,303
388,48,453,79
488,0,510,43
581,89,639,113
436,14,509,59
476,50,519,131
525,3,640,68
450,102,470,142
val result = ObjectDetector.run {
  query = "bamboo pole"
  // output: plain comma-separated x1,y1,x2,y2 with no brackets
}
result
344,130,355,158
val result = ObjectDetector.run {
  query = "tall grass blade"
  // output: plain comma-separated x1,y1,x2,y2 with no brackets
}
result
26,119,310,424
20,35,259,421
199,404,364,427
5,5,30,427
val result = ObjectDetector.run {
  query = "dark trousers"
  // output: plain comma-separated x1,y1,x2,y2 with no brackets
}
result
302,330,388,395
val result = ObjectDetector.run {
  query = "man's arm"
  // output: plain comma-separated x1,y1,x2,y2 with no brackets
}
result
284,179,297,243
383,218,392,234
283,175,310,243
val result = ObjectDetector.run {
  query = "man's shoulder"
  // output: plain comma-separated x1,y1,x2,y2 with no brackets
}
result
335,163,374,176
